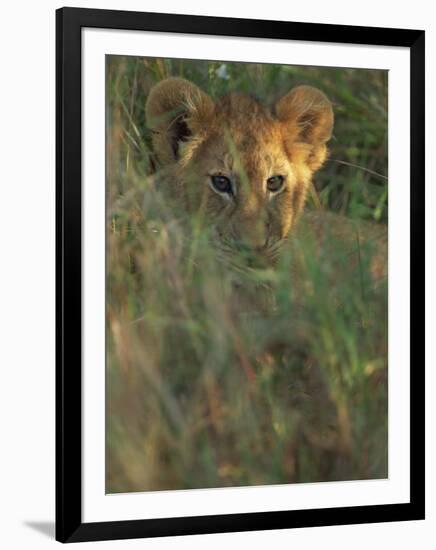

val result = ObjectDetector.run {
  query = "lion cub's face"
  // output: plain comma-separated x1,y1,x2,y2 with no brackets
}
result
146,78,333,267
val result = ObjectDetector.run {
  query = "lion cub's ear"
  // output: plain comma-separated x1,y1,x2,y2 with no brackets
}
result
146,77,214,165
275,85,334,170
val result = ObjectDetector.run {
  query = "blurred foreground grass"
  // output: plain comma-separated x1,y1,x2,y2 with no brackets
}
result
106,56,388,492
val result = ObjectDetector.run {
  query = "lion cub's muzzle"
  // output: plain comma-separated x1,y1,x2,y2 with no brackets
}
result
216,223,282,270
229,240,270,268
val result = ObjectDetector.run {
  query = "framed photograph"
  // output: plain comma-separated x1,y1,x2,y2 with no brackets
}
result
56,7,425,543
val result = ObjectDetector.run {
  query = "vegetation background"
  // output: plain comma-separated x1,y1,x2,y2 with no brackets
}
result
106,56,388,492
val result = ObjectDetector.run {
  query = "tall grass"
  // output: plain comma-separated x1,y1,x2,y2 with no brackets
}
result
106,56,388,492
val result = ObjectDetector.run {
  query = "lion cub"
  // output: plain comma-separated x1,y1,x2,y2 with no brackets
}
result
145,77,386,281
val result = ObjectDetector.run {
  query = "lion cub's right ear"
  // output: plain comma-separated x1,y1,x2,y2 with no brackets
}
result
275,85,334,171
146,78,214,165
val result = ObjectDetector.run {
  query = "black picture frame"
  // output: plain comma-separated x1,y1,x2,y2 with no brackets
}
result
56,6,425,543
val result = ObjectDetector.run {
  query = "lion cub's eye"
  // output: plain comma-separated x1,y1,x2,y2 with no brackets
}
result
267,175,285,193
210,175,233,195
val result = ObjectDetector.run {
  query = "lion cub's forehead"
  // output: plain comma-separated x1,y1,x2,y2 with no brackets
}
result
207,94,288,169
214,93,277,136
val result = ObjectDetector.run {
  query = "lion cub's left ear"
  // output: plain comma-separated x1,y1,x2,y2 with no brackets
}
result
146,77,214,166
275,85,334,170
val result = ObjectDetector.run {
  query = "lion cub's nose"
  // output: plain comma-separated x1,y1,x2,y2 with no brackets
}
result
232,221,268,252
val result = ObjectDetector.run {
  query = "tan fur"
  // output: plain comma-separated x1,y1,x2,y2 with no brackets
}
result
146,78,385,279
